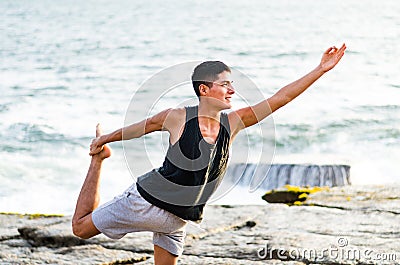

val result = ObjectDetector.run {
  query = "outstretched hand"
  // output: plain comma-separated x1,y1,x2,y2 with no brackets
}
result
320,43,346,73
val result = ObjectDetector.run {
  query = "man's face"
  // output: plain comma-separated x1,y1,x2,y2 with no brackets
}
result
208,71,235,109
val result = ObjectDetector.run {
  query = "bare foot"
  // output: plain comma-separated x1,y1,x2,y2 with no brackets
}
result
94,124,111,160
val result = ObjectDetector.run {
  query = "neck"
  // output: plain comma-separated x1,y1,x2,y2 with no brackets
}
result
198,101,221,121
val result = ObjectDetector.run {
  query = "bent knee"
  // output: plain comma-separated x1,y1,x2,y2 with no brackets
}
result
72,217,99,239
72,220,89,239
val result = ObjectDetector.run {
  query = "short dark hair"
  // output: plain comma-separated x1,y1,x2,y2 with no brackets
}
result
191,61,231,97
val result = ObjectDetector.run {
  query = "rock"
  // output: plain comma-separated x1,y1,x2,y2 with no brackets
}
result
0,212,64,242
305,185,400,213
89,232,155,254
1,244,150,265
1,185,399,264
184,202,400,264
140,255,306,265
18,225,86,247
186,205,264,239
184,186,400,264
261,185,328,204
2,238,32,248
262,190,305,204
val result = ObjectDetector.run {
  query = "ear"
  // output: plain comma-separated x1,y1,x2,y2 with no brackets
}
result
199,84,210,96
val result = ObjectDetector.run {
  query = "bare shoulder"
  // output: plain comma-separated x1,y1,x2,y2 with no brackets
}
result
227,109,245,125
227,109,242,122
168,107,185,116
162,107,186,131
165,107,185,121
227,108,249,137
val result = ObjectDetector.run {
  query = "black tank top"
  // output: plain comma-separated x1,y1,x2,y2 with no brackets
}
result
136,106,231,221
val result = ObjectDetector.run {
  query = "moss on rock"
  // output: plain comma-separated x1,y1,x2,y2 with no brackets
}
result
0,212,64,219
261,185,329,205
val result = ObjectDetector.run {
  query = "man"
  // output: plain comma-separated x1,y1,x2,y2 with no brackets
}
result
72,44,346,265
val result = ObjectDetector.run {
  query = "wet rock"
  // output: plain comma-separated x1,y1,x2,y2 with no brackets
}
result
262,189,306,204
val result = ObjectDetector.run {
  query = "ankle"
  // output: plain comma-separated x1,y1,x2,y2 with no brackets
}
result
91,155,104,163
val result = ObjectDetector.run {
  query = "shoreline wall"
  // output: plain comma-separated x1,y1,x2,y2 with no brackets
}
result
224,163,351,190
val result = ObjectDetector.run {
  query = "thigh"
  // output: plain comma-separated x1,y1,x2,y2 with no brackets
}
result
91,185,177,239
92,183,189,245
91,191,147,239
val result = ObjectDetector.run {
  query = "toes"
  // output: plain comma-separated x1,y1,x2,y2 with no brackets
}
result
96,123,102,137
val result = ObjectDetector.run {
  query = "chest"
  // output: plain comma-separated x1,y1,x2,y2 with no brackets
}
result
198,122,220,145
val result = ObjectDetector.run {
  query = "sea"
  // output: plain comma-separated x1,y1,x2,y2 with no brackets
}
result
1,0,399,214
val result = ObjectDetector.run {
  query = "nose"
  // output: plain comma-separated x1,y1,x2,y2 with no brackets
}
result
228,86,235,94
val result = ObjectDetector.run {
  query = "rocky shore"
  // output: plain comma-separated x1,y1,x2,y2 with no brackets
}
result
1,185,399,265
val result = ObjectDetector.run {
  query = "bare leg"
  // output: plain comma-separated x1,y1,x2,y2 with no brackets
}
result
154,245,179,265
72,124,111,239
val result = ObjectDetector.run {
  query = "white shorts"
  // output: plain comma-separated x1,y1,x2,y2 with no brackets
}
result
92,183,188,256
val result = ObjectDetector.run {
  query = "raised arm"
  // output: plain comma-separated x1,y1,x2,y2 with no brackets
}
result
89,108,173,155
229,43,346,136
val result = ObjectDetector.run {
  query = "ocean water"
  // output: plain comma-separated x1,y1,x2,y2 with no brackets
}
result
1,0,399,214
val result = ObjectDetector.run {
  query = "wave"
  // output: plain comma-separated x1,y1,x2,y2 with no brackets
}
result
358,104,400,111
270,117,400,152
0,123,127,154
34,86,68,91
1,123,86,147
0,104,10,113
269,51,309,58
0,144,31,152
6,123,64,143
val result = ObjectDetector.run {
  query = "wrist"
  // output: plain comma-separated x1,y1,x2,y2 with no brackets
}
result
315,64,326,75
99,135,107,145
